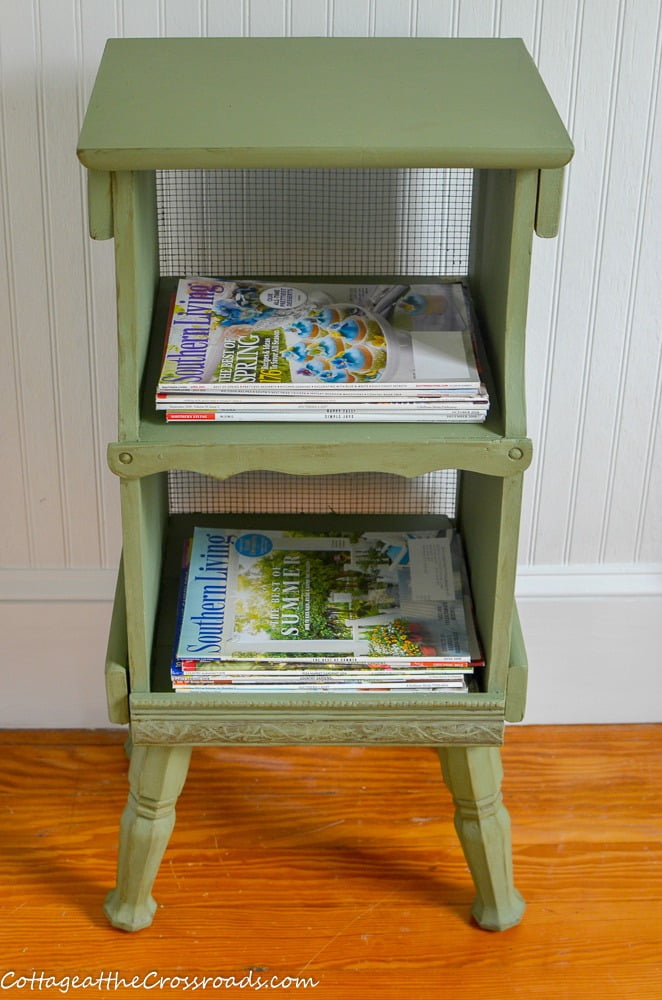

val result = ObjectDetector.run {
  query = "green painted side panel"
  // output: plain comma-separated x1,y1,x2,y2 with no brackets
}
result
112,172,159,440
120,475,169,693
505,603,528,723
469,169,537,439
77,38,573,171
457,472,524,697
105,558,129,725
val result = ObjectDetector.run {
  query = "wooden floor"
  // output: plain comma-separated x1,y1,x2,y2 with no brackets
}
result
0,726,660,999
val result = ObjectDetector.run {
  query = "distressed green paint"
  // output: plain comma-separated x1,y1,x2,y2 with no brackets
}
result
79,37,572,932
78,38,573,171
438,745,525,931
104,743,192,932
457,471,524,696
105,559,129,725
469,169,538,439
107,436,533,482
112,172,159,440
505,605,528,723
119,475,168,693
86,169,113,240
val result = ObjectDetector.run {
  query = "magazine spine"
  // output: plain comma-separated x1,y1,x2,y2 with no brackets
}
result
164,409,487,423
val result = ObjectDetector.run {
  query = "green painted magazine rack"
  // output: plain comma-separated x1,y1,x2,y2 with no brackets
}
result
78,37,573,932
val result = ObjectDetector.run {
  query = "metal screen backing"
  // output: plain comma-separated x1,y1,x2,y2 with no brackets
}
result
168,469,458,516
157,168,472,518
156,168,473,277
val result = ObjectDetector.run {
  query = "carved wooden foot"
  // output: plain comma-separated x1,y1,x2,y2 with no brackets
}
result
104,743,192,932
438,745,525,931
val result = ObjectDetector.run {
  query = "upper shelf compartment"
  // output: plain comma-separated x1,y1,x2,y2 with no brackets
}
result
77,37,573,172
106,276,533,483
80,38,573,454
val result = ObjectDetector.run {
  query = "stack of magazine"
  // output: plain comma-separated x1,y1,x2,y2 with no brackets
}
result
171,521,483,693
156,277,489,423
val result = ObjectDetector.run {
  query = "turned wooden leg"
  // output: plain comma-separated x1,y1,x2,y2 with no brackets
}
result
104,743,192,932
438,745,525,931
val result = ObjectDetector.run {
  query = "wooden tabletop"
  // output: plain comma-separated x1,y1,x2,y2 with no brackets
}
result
78,37,573,171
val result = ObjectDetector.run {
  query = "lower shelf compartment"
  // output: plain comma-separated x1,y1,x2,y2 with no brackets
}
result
153,511,487,690
106,511,529,747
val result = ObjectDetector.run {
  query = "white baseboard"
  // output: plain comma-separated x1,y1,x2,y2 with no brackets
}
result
517,593,662,724
1,597,115,728
0,568,118,602
516,563,662,599
1,566,660,727
3,563,661,603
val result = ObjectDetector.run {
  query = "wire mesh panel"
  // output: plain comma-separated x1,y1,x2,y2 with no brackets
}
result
168,469,458,516
158,168,470,518
157,168,473,278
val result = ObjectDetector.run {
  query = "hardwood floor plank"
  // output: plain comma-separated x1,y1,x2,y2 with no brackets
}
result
0,726,660,999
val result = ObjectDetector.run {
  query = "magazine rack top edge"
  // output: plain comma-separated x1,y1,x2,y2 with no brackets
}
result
77,37,573,172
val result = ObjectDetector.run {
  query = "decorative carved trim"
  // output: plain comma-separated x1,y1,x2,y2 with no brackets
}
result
131,718,503,747
130,693,505,712
108,438,532,481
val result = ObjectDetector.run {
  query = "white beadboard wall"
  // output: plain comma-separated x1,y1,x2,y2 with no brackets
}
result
1,0,661,727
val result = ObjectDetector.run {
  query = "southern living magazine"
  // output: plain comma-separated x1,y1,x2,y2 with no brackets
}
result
157,278,483,395
173,525,476,675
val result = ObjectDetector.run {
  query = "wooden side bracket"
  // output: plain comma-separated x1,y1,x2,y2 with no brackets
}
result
535,167,565,238
87,169,114,240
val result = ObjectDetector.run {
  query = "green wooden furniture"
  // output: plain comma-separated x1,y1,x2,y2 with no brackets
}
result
78,37,573,933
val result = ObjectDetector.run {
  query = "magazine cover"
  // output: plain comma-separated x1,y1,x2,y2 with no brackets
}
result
174,525,474,671
157,278,481,394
